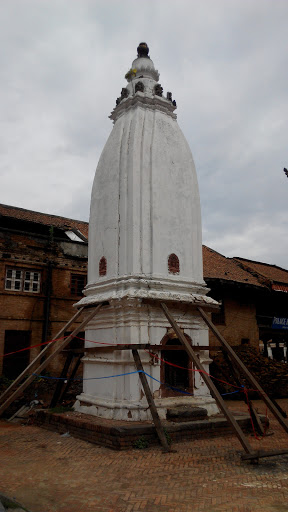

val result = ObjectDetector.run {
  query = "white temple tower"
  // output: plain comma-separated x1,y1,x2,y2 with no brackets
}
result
75,43,218,420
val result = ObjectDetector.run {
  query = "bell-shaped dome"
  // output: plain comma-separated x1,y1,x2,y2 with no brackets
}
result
79,43,215,307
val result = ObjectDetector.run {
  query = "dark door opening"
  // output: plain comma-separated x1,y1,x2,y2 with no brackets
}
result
64,331,85,350
162,338,190,395
3,330,31,379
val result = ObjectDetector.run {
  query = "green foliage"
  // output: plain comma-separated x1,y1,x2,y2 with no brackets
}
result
0,375,14,387
0,376,14,394
0,494,30,511
33,372,51,383
164,428,172,446
49,225,54,243
133,436,149,449
49,405,73,414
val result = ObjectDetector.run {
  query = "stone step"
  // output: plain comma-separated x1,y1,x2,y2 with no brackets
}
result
35,409,268,450
167,406,208,422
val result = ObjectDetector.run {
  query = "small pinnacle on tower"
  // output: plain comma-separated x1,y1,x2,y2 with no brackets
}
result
137,42,150,58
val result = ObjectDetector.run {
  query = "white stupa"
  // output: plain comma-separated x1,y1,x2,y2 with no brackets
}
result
75,43,218,420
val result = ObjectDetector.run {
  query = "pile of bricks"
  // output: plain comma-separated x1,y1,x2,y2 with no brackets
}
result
211,345,288,398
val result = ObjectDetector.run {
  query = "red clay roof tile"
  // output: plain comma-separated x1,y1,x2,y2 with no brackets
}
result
203,246,265,288
0,203,89,239
234,257,288,285
1,204,287,289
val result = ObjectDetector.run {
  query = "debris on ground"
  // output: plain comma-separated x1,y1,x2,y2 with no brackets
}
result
0,375,82,419
0,493,31,512
210,345,288,398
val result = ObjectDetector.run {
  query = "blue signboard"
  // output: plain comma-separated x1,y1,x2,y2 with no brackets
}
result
272,317,288,330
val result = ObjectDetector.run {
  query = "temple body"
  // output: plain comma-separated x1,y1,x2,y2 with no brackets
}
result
75,44,218,420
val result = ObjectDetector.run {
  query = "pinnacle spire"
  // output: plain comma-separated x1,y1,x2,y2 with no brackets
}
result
137,42,150,59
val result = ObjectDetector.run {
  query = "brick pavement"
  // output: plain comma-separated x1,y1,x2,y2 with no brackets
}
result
1,400,288,512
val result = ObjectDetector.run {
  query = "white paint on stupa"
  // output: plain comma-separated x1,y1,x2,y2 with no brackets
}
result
75,43,218,420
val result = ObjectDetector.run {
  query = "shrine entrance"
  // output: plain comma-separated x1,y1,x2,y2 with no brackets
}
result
161,337,193,397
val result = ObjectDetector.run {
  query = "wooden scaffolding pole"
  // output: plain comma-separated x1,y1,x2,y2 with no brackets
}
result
56,354,83,405
160,302,254,455
221,350,265,436
49,351,74,408
0,307,85,406
197,307,288,434
132,349,171,452
0,304,103,417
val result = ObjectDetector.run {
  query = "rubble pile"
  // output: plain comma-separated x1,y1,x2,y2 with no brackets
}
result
210,345,288,398
0,375,82,418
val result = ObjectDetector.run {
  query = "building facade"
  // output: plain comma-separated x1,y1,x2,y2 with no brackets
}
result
1,205,287,385
0,204,88,379
204,246,288,361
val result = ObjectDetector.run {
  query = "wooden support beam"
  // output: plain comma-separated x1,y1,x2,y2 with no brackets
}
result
57,354,83,405
78,344,210,354
160,302,254,455
197,307,288,434
0,304,103,417
241,449,288,461
221,350,265,436
132,349,171,452
269,396,287,419
50,352,74,408
149,345,210,351
0,307,85,406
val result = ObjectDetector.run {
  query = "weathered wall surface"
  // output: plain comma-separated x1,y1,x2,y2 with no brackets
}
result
0,228,87,377
209,296,259,350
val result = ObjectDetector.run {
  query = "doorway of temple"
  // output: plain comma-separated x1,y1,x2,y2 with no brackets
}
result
161,337,193,397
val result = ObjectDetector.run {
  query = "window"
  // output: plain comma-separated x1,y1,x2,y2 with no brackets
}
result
99,257,107,277
5,268,41,293
71,274,86,296
168,254,180,274
65,230,86,242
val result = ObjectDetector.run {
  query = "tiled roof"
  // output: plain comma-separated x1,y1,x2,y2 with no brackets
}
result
234,257,288,285
1,204,287,289
0,203,89,239
203,246,265,288
272,284,288,293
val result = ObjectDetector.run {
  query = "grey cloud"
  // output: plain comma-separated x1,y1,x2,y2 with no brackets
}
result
0,0,287,268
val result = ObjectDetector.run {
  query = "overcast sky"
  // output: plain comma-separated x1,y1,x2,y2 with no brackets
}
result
1,0,287,268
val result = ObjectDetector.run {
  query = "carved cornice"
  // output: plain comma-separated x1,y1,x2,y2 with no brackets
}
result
76,289,218,308
77,274,218,308
109,93,177,123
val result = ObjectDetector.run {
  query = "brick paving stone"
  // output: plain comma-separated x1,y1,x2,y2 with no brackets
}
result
0,399,288,511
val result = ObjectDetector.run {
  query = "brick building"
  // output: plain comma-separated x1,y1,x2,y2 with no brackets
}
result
1,205,287,380
203,246,263,350
204,246,288,360
0,204,88,379
234,257,288,360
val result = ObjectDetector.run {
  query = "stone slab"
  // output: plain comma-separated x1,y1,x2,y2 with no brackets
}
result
167,406,208,420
